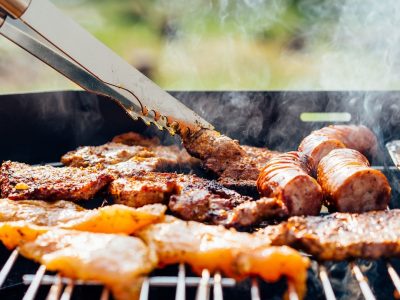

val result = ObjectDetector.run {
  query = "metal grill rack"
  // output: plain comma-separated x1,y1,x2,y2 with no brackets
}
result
0,142,399,300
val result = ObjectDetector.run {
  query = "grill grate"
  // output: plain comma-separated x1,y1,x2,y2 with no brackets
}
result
3,251,400,300
0,143,399,300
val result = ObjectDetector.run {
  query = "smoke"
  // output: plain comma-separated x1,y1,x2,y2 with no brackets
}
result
297,0,400,90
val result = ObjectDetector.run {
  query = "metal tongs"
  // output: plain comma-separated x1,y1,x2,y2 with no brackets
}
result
0,0,213,134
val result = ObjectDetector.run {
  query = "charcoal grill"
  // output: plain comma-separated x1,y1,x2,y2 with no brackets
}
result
0,90,399,300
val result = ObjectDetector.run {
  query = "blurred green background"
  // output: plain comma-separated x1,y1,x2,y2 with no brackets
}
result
1,0,399,92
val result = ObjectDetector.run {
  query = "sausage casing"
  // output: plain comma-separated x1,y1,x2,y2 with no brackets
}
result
317,148,391,212
257,152,323,216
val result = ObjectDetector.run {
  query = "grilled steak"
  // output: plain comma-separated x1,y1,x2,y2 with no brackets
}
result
182,129,278,193
138,216,310,298
317,149,391,212
109,172,287,228
0,161,113,201
298,125,378,171
257,152,323,216
61,132,198,173
261,209,400,261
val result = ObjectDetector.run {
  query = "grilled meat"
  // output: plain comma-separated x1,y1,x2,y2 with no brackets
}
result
61,133,198,173
20,229,157,300
0,161,113,201
261,209,400,261
109,172,288,228
0,198,166,234
138,216,310,298
182,129,278,192
109,172,177,208
257,152,323,216
298,125,378,171
317,149,391,212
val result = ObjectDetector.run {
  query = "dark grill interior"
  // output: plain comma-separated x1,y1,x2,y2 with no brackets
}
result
0,91,399,300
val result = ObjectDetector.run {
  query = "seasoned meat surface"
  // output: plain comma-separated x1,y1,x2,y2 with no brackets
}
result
257,152,323,216
0,161,113,201
182,129,279,192
138,216,310,298
19,229,157,300
317,149,391,212
298,125,378,171
261,209,400,261
0,198,165,234
109,172,287,228
62,136,198,174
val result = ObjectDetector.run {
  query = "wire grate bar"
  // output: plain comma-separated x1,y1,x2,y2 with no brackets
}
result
45,274,62,300
0,248,18,287
351,263,376,300
287,281,299,300
250,278,261,300
139,278,150,300
22,265,47,300
387,262,400,296
175,264,186,300
100,287,109,300
23,274,237,287
195,269,210,300
213,272,223,300
318,265,336,300
59,281,74,300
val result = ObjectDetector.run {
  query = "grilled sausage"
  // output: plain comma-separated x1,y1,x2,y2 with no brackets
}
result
317,149,391,213
298,125,378,171
257,152,323,216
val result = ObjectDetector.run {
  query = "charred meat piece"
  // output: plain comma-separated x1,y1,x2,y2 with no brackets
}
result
261,209,400,261
298,125,378,171
0,198,166,234
138,216,310,298
112,131,160,147
257,152,323,216
169,176,288,228
317,149,391,213
109,172,287,228
182,129,278,192
0,161,113,201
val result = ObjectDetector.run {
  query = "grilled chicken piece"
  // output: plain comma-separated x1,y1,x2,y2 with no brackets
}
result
182,129,278,192
298,125,378,171
112,132,161,147
257,152,323,216
0,161,113,201
0,198,165,234
19,229,157,300
138,216,310,298
260,209,400,261
317,149,391,212
109,172,288,228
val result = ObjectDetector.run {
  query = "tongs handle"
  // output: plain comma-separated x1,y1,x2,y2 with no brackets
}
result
0,0,30,18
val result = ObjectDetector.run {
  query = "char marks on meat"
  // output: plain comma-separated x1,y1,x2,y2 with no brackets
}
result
182,129,279,193
257,152,323,216
0,161,113,201
61,132,198,174
298,125,378,171
109,172,287,228
317,149,391,213
260,209,400,261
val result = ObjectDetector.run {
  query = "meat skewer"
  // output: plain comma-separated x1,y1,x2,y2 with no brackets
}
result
257,152,323,216
298,125,378,171
317,148,391,212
